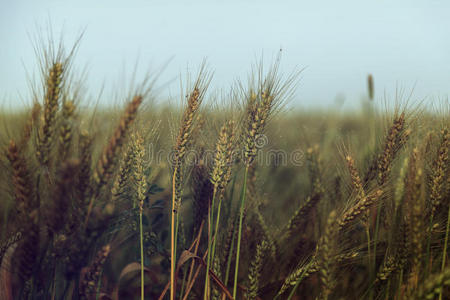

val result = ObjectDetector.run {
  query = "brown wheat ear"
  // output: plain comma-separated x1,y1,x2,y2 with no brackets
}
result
77,131,93,202
172,85,206,212
46,159,80,235
86,95,143,225
346,155,365,200
191,159,213,235
14,224,39,281
364,112,409,185
377,112,408,186
6,140,35,224
405,147,425,280
93,95,143,191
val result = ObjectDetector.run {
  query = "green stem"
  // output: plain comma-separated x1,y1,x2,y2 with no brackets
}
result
397,269,403,300
180,265,188,299
52,265,57,300
385,278,390,300
224,216,237,287
140,210,145,300
366,225,373,300
441,206,450,272
211,193,223,265
223,175,238,289
204,189,217,300
96,270,104,300
170,168,178,300
439,205,450,300
370,203,382,300
233,166,249,299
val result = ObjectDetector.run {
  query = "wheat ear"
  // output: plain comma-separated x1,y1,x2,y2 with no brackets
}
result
171,70,210,299
85,95,143,225
132,132,147,300
37,62,64,167
79,244,111,299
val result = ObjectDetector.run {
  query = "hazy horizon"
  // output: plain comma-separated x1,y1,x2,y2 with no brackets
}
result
1,0,449,110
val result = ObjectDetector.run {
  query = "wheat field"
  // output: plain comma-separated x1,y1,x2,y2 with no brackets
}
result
0,39,449,300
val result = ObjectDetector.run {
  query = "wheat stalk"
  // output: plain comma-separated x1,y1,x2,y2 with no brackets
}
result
171,69,210,300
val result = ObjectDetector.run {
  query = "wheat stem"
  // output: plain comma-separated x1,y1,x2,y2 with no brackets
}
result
439,204,450,300
171,167,178,300
233,165,249,299
211,192,224,270
223,213,237,294
204,187,218,300
140,208,144,300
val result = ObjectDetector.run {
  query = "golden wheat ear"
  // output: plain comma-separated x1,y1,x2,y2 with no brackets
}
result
364,112,410,185
57,99,76,161
339,189,384,230
36,62,64,167
170,67,211,300
317,210,338,300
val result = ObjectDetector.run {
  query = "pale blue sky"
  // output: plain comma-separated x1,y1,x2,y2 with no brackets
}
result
1,0,449,109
